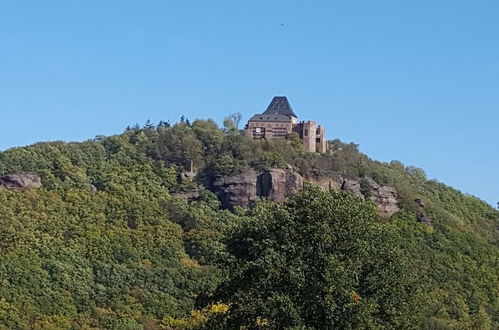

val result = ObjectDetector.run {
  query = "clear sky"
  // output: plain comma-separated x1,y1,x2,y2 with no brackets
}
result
0,1,498,206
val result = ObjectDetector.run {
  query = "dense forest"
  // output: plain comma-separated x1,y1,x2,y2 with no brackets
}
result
0,117,497,329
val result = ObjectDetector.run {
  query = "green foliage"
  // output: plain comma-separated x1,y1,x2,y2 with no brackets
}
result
287,132,303,150
223,113,242,133
390,211,499,329
360,178,371,199
0,133,225,328
211,155,248,178
0,117,497,329
251,152,286,171
202,187,421,329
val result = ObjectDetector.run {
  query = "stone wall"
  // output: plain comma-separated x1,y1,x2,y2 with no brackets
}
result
316,125,328,153
301,121,317,153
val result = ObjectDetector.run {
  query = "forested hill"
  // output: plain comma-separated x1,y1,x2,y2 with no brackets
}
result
0,118,498,329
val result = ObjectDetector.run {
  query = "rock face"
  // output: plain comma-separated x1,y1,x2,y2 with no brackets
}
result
415,198,433,226
366,178,400,216
1,167,401,215
213,167,399,216
90,184,98,194
258,168,304,203
213,170,258,209
172,186,203,201
309,175,400,217
0,172,42,190
213,168,303,209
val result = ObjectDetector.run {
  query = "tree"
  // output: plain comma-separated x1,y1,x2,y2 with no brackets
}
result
250,152,285,171
229,113,242,130
201,186,421,329
158,120,171,128
406,166,427,182
360,177,371,199
223,113,242,134
192,119,224,159
211,154,247,177
287,132,302,150
143,119,155,130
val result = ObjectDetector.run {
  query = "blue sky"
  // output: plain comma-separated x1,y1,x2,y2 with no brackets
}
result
0,1,498,206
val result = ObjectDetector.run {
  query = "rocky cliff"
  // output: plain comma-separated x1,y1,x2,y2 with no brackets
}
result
213,167,399,216
414,198,433,226
0,172,42,190
308,175,399,216
213,168,304,209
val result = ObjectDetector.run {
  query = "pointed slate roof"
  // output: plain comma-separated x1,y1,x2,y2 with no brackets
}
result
248,114,292,122
263,96,297,118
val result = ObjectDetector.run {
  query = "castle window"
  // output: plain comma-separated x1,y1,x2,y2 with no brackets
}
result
272,127,287,138
253,127,264,139
304,129,308,136
316,138,321,143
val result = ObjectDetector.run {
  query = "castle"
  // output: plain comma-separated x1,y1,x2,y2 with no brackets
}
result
245,96,328,153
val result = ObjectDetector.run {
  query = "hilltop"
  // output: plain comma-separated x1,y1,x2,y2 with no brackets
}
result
0,117,497,329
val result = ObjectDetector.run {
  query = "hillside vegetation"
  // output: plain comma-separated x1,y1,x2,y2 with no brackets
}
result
0,118,497,329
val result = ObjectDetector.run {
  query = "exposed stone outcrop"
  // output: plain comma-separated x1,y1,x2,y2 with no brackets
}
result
307,175,344,190
366,178,399,216
414,198,425,208
90,184,98,194
341,178,363,196
308,175,400,216
258,168,304,203
172,186,203,201
213,167,400,216
213,168,304,209
213,170,258,209
415,198,433,226
0,172,42,190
